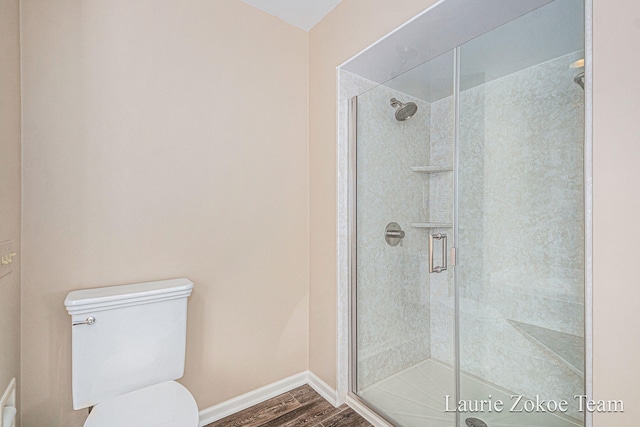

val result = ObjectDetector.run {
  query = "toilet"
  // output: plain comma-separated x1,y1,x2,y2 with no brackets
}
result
64,278,199,427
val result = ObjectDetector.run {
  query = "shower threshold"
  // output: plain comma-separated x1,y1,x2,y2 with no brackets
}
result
358,358,582,427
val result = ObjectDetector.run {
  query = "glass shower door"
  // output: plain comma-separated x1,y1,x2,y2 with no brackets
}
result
352,50,457,427
456,1,586,426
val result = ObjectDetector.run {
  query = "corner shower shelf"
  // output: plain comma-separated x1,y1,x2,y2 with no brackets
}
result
508,319,584,376
411,166,453,174
410,222,453,229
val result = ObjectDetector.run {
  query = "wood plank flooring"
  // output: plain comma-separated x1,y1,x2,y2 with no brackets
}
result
204,385,373,427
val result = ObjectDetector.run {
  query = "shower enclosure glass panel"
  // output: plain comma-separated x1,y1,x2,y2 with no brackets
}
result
457,1,585,426
353,50,456,427
351,1,585,426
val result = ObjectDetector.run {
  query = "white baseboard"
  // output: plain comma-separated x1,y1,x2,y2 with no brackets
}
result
198,372,308,426
345,395,394,427
198,371,338,427
306,371,339,407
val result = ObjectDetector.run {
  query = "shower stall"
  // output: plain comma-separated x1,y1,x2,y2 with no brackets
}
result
341,1,588,426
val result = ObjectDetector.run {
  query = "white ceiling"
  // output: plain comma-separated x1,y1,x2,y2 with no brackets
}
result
240,0,343,31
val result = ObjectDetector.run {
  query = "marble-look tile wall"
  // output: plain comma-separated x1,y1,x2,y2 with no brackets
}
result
456,51,585,419
355,84,433,389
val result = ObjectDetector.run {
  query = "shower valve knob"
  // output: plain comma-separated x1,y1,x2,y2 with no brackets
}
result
385,222,406,246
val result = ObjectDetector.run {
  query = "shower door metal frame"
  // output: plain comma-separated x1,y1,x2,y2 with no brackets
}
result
583,1,594,425
347,95,398,427
348,95,358,398
452,46,462,427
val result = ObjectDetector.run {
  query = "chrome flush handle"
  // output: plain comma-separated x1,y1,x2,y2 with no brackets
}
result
73,316,96,326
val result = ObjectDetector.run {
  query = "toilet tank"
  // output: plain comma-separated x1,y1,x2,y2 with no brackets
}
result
64,278,194,410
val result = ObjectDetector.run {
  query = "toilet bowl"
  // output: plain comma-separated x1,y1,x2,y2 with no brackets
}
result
65,278,198,427
84,381,198,427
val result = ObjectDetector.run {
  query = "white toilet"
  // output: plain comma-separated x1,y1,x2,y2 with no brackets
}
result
64,278,199,427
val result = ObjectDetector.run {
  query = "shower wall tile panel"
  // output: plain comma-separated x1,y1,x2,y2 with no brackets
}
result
355,84,432,389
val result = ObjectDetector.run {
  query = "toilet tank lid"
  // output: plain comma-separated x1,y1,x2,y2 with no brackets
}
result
64,278,194,314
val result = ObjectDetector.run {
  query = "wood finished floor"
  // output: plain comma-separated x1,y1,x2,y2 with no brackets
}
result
204,385,373,427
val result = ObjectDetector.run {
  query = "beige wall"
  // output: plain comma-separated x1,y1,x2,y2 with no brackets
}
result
20,1,308,425
592,0,640,425
0,0,21,419
309,2,640,426
308,0,440,389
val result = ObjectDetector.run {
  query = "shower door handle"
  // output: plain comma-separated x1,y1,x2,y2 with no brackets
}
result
429,233,447,273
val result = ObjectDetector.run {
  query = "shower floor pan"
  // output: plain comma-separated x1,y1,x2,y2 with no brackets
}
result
359,358,582,427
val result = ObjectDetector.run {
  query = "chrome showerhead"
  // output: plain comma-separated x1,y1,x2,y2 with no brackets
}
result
574,72,585,90
390,98,418,121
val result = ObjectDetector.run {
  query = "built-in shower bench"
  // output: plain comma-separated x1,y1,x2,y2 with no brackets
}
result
508,319,584,376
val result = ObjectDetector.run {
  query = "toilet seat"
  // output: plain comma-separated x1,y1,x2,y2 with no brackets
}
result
84,381,198,427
